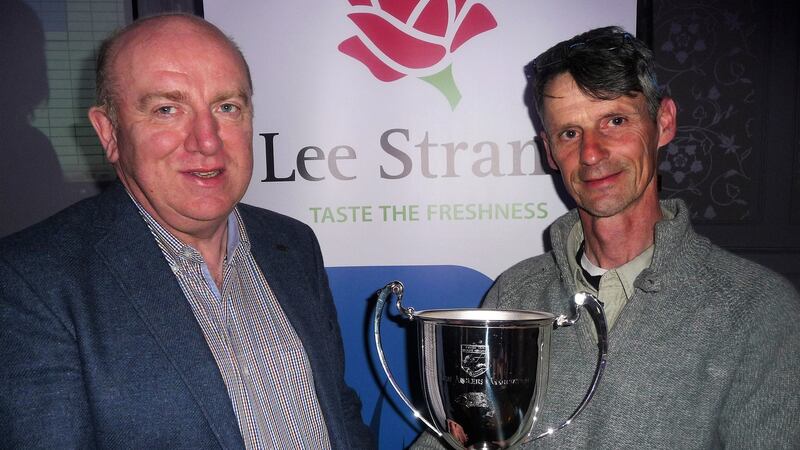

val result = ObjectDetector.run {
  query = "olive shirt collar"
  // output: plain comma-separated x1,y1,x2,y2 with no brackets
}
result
566,206,675,330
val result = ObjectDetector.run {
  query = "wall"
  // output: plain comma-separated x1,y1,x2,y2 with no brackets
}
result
645,0,800,289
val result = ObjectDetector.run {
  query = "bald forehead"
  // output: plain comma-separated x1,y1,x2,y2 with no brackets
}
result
106,15,251,91
113,16,232,62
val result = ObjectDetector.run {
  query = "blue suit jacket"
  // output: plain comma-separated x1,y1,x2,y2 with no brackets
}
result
0,183,374,449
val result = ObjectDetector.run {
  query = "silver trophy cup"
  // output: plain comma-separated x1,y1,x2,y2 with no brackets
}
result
373,281,608,449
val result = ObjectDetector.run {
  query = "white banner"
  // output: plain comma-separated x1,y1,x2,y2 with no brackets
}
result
206,1,636,447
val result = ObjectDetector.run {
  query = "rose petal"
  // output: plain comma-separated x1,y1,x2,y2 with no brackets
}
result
454,0,466,16
382,0,419,22
338,36,406,81
347,12,446,68
450,3,497,52
414,0,448,37
348,0,372,5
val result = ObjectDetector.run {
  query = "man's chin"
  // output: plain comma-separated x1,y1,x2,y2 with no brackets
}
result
181,204,237,223
577,198,628,219
156,198,238,228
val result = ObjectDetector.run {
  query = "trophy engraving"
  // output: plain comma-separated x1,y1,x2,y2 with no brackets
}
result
461,344,487,378
373,281,608,449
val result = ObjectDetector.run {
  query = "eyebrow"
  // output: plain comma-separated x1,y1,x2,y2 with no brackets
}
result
212,89,251,106
137,90,188,110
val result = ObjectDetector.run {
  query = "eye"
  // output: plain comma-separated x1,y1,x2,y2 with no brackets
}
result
155,105,177,115
560,129,579,140
609,116,626,126
219,103,240,113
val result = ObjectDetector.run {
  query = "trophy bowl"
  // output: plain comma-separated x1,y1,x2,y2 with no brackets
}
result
373,281,607,450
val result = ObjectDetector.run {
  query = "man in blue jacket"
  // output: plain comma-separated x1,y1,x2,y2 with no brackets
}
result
0,14,374,449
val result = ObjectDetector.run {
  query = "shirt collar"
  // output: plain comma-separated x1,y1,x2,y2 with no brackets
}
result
125,190,247,265
567,212,663,299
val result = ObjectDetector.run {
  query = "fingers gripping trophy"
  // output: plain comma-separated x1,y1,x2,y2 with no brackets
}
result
373,281,608,449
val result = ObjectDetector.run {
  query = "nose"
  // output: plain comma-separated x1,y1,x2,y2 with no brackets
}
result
579,129,608,166
184,110,223,155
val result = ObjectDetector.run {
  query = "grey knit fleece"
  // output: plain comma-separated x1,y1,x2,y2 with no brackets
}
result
411,199,800,449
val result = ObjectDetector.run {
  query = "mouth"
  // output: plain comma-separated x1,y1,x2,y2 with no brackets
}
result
189,169,223,178
585,173,615,182
581,170,621,187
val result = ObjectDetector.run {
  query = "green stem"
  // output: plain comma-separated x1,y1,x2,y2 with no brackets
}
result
420,64,462,110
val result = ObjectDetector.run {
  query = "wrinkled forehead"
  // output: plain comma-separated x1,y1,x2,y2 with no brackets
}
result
538,72,578,116
541,72,645,112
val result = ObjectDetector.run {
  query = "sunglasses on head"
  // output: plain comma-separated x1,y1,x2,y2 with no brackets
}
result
525,31,634,80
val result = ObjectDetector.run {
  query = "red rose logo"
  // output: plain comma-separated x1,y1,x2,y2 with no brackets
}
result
338,0,497,109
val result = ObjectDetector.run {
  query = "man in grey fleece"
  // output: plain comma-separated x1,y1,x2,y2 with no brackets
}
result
413,26,800,449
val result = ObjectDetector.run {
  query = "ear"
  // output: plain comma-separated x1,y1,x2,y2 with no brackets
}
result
88,106,120,163
540,131,559,171
656,97,677,148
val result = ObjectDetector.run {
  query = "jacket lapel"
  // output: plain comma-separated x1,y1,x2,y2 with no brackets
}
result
92,185,245,449
242,211,326,360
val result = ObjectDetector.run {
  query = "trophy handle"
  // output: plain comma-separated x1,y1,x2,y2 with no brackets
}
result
533,292,608,440
373,281,442,436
